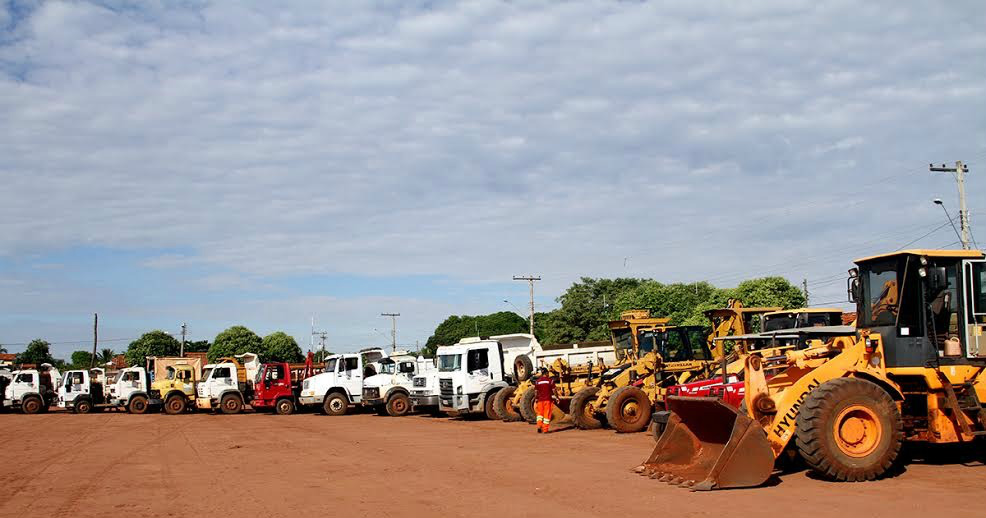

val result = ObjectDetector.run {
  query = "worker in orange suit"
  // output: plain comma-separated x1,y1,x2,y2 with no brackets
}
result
534,367,557,434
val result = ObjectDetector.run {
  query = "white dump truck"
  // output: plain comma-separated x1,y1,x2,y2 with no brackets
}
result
195,353,260,414
299,347,388,415
410,369,441,414
436,333,542,419
2,364,61,414
57,366,154,413
361,352,436,417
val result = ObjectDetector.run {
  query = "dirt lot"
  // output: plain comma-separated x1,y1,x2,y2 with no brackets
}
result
0,410,983,518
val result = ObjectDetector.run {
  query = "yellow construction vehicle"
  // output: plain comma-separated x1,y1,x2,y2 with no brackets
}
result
569,301,779,433
638,249,986,490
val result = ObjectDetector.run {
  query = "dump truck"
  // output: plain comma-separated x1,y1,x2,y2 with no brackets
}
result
3,363,61,414
298,347,389,415
436,333,541,418
147,356,203,414
638,249,986,490
250,356,322,415
410,369,441,414
570,302,779,433
495,340,618,424
195,353,260,414
56,366,154,413
362,353,436,417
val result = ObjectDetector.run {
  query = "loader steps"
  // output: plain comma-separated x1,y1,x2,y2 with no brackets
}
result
935,370,986,439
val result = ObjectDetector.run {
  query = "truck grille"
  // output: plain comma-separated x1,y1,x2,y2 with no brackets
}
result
363,387,380,400
413,377,426,388
148,390,161,399
439,378,453,396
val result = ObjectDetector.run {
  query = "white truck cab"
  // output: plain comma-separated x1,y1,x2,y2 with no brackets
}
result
299,347,387,415
362,352,436,417
57,366,153,413
3,364,61,414
437,333,541,419
410,370,441,414
195,353,259,414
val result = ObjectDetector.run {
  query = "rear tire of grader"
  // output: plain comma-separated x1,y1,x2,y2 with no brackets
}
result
128,395,149,414
275,398,295,415
164,395,186,415
794,377,902,482
570,387,603,430
387,393,412,417
606,386,652,433
494,386,522,422
519,388,537,424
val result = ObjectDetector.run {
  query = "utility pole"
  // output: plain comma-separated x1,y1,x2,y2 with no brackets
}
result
381,313,400,352
930,161,972,249
312,330,328,361
89,313,98,369
802,278,809,306
180,322,187,357
513,275,541,335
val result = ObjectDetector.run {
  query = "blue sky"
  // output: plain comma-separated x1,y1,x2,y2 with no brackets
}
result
1,0,984,358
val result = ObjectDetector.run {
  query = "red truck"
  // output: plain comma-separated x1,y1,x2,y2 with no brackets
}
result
250,354,322,415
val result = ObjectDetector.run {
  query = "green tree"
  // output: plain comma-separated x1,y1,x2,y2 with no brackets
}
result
125,331,181,367
183,340,211,353
209,326,262,362
15,339,55,365
423,311,528,356
262,332,303,363
98,348,116,364
729,276,806,310
70,350,93,368
536,277,645,344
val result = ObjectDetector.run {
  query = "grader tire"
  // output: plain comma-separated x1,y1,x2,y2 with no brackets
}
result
387,393,412,417
22,396,42,414
514,355,534,382
606,386,652,433
795,377,902,482
128,395,149,414
164,395,186,415
495,387,522,422
571,387,603,430
484,392,499,420
519,388,537,424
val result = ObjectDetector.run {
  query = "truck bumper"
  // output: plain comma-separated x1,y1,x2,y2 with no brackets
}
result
439,394,480,413
411,395,439,408
362,397,385,407
195,397,213,410
299,395,323,406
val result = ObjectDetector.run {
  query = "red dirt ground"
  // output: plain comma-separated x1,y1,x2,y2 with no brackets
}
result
0,410,983,518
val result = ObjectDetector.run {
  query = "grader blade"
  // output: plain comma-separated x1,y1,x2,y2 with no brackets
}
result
633,396,775,490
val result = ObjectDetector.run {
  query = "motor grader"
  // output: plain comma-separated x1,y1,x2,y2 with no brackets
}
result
569,301,780,433
638,249,986,490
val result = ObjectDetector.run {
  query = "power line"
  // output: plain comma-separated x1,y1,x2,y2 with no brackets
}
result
512,275,541,335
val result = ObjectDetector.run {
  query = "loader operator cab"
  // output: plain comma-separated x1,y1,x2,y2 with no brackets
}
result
850,249,986,366
637,326,712,363
608,311,673,362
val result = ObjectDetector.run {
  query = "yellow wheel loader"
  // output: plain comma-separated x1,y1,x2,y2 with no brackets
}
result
570,301,780,433
638,249,986,490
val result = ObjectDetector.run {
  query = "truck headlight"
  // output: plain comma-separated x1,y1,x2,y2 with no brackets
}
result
456,386,463,395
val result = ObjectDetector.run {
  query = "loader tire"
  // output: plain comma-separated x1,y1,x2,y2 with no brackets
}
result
606,386,652,433
514,355,534,382
495,386,522,422
387,393,412,417
164,395,186,415
128,395,149,414
323,393,348,416
484,391,499,420
275,398,295,415
75,398,93,414
22,396,42,414
519,388,537,424
795,377,902,482
219,394,242,415
571,387,603,430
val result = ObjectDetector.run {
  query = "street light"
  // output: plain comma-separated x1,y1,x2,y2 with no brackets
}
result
503,299,523,315
934,198,964,245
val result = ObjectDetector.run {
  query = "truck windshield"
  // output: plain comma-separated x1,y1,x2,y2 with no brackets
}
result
378,360,396,374
438,354,462,372
201,367,213,382
324,358,338,373
165,366,177,380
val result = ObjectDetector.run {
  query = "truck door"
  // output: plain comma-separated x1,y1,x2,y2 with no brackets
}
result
342,356,362,397
13,372,36,399
466,348,492,389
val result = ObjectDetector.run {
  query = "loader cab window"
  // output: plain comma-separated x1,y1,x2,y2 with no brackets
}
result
438,354,462,372
612,327,634,356
661,329,696,362
637,330,659,355
861,257,924,336
685,327,712,360
467,349,489,373
764,315,795,332
967,262,986,323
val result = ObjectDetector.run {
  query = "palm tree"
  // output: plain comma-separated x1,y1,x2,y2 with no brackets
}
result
98,348,116,364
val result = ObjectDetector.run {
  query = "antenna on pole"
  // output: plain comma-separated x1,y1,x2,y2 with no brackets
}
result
513,275,541,335
930,161,973,249
381,313,400,352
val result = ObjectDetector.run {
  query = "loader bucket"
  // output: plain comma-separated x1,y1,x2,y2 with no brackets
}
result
634,396,775,491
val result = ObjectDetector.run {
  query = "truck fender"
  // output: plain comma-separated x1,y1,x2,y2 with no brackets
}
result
385,387,410,401
127,391,149,403
219,389,244,402
326,387,351,402
164,389,187,401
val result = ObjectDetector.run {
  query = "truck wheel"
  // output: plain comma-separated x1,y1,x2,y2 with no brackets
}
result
275,398,295,415
220,394,242,414
606,386,651,433
22,396,42,414
75,399,93,414
495,386,521,422
571,387,603,430
387,393,411,417
519,388,537,424
484,391,500,420
514,355,534,382
323,393,348,416
164,395,186,415
127,395,149,414
795,377,902,482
